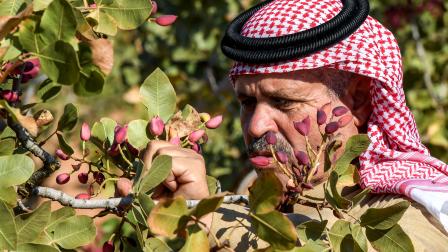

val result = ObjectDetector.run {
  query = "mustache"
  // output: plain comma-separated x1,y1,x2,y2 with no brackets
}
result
247,133,294,160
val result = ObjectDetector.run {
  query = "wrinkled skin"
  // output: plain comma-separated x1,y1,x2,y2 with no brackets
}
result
234,69,372,193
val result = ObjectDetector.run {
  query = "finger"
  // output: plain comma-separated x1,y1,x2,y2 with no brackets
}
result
143,140,175,166
156,146,202,160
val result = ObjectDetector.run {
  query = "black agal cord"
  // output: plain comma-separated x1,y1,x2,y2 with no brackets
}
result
221,0,370,64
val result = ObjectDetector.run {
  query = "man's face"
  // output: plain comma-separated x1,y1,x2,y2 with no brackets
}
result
234,70,365,192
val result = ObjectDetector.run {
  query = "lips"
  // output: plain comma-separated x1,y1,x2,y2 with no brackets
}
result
249,156,272,167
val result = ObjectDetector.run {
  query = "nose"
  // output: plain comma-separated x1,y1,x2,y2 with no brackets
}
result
246,103,277,139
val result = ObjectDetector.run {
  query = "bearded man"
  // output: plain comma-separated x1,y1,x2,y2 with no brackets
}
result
145,0,448,250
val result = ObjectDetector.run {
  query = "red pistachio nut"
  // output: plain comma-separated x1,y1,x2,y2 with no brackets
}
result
75,193,91,200
56,173,70,184
321,102,331,115
55,149,70,160
265,131,277,145
116,178,133,197
338,114,353,128
155,15,177,26
114,124,128,144
78,172,88,184
93,171,105,184
188,129,205,143
1,90,19,102
205,115,223,129
191,142,201,153
149,116,164,136
102,241,114,252
89,3,97,8
80,122,91,141
151,1,158,14
108,142,120,157
316,109,327,125
71,163,81,171
275,151,288,164
293,115,310,136
294,150,310,166
332,106,349,116
325,122,339,134
169,136,181,146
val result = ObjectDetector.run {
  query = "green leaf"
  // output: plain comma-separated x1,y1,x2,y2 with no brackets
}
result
18,19,44,53
0,186,16,206
294,241,329,252
250,211,297,250
360,201,410,230
87,8,118,36
137,193,155,217
17,243,59,252
57,103,78,132
137,155,172,194
337,164,359,187
39,0,77,44
129,204,148,227
190,192,227,219
334,134,369,175
147,196,189,237
0,200,17,250
127,119,150,149
296,220,328,242
249,171,283,214
351,224,368,252
328,220,353,252
180,224,209,252
39,40,80,85
33,0,54,11
46,207,76,232
15,201,51,244
144,237,173,252
52,215,96,249
351,188,370,207
206,175,219,195
366,225,414,252
0,0,26,15
100,117,117,146
0,154,34,187
140,68,177,122
74,68,105,96
100,0,152,30
37,79,62,102
0,138,15,156
56,133,74,156
328,171,351,209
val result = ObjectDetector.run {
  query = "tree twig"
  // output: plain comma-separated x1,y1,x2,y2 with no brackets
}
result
8,119,60,197
33,186,249,209
33,187,133,209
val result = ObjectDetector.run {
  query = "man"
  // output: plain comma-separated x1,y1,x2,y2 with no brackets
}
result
145,0,448,250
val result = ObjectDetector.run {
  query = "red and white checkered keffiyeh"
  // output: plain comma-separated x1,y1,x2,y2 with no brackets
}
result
230,0,448,229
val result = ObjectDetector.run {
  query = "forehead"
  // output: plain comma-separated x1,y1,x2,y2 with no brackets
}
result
233,70,326,95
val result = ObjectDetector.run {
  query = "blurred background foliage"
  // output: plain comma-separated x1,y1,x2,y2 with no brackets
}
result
46,0,448,191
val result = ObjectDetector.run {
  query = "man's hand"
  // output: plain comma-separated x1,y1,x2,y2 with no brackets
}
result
143,140,209,200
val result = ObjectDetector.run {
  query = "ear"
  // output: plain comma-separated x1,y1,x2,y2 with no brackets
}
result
342,74,372,127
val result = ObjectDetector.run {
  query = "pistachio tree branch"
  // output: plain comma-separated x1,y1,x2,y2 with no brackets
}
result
34,186,249,209
8,119,60,197
33,187,133,209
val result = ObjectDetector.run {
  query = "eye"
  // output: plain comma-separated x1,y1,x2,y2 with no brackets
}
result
272,98,295,109
240,97,257,109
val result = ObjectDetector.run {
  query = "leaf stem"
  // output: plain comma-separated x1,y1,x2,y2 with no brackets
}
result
118,144,133,167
